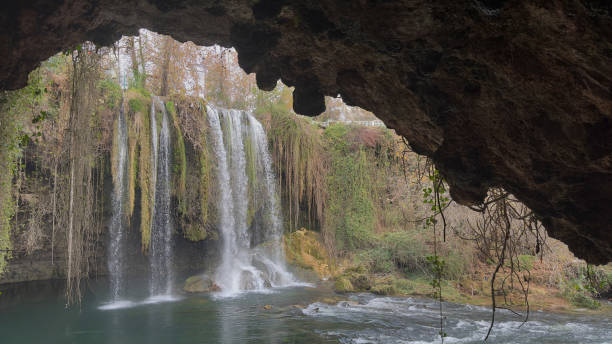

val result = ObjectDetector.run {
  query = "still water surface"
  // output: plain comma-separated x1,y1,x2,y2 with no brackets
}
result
0,279,610,343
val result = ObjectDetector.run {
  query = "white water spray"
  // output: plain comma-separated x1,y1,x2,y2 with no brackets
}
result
149,96,174,297
108,103,128,301
207,105,297,297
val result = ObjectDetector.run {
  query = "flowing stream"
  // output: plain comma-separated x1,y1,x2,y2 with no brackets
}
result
1,279,610,344
107,102,128,302
207,105,296,297
149,96,174,298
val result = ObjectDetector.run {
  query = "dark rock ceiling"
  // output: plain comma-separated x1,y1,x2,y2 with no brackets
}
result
1,0,610,263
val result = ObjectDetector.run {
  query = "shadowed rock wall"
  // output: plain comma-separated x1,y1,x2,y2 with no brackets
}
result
1,0,610,263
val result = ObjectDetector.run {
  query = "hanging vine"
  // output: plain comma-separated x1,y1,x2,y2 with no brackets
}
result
64,43,104,306
457,188,540,341
423,165,449,343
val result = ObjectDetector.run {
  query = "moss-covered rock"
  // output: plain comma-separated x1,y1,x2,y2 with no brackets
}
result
371,283,396,295
334,276,354,293
284,228,331,279
183,274,214,293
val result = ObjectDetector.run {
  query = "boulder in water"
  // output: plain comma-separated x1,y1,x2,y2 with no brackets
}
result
183,274,214,293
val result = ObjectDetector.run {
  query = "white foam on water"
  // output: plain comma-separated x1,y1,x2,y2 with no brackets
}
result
98,300,137,311
303,295,612,344
142,294,182,304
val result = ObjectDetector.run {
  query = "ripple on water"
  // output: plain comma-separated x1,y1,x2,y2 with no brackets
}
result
302,294,612,344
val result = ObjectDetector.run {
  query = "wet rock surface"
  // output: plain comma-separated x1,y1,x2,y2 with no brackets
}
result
1,1,610,262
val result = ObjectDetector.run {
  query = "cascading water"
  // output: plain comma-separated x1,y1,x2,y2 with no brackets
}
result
108,102,128,302
149,96,174,297
207,105,297,297
247,116,295,285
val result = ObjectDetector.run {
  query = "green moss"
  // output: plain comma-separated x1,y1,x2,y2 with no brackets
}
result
136,99,152,252
111,116,120,183
98,79,122,111
199,129,210,228
267,105,326,232
570,292,601,309
284,229,331,278
127,128,138,219
518,254,535,271
184,224,207,241
371,283,396,295
325,131,375,252
166,101,187,215
334,276,354,292
0,69,48,273
128,98,145,114
244,131,257,226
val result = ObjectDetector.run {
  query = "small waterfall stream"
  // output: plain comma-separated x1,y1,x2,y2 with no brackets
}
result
207,105,296,297
108,102,128,302
149,96,174,297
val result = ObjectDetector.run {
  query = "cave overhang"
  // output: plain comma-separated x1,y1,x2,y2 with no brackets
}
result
1,0,611,263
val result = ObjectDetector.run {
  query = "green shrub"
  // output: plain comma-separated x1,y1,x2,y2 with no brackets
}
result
380,231,427,273
371,283,396,295
98,79,122,111
326,140,375,252
356,248,394,273
128,98,145,113
393,278,415,294
518,254,535,271
570,292,600,309
443,249,470,280
334,276,354,292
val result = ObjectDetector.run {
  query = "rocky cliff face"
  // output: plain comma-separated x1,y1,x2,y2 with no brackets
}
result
0,0,610,263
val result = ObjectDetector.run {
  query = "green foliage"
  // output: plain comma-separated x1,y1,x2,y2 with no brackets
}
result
442,248,470,280
167,99,210,242
518,254,535,271
356,248,394,273
98,79,122,111
267,104,327,233
166,101,187,215
129,70,147,91
569,292,601,309
184,224,207,242
244,130,257,227
0,67,52,273
198,132,210,232
325,125,375,252
136,97,152,251
128,97,145,114
334,276,354,292
559,263,610,309
334,267,371,292
371,283,397,295
380,231,428,273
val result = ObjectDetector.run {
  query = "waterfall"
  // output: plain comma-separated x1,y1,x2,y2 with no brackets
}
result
149,96,174,297
207,105,296,297
247,116,295,285
108,102,128,301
